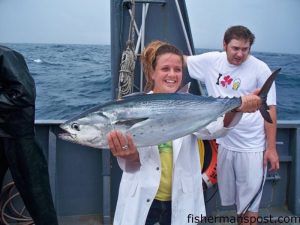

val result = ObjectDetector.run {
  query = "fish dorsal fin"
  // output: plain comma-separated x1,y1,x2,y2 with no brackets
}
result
122,92,147,99
177,82,191,94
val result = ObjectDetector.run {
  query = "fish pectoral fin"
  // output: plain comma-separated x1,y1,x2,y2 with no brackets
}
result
114,117,149,127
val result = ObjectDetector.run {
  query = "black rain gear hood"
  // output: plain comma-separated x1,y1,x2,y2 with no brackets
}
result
0,45,36,137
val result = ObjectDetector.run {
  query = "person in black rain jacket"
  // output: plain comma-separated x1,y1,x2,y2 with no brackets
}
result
0,45,58,225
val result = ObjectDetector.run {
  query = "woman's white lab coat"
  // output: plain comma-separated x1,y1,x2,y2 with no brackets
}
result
113,115,240,225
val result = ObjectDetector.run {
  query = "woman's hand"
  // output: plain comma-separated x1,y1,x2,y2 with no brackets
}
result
107,130,140,163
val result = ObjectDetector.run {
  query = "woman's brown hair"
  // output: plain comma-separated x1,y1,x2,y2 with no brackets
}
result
141,40,183,92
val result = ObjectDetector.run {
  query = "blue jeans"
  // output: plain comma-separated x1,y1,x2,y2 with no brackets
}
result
145,199,171,225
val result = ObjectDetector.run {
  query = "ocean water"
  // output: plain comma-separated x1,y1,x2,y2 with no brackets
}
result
2,43,300,121
3,43,112,120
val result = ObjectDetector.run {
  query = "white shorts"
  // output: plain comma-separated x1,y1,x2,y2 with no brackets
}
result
217,145,266,214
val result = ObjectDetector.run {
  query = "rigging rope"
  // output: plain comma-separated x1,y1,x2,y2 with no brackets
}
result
118,0,137,99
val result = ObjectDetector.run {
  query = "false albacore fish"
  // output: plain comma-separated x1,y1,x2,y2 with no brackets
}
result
59,68,280,149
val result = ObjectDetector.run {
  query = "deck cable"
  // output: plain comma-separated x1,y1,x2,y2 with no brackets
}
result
0,182,33,224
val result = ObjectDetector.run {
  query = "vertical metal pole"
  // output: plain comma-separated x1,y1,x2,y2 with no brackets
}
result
139,3,149,92
102,150,111,225
288,127,300,215
48,126,57,205
174,0,206,95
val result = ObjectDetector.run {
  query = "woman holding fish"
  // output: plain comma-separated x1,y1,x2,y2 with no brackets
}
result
107,40,261,225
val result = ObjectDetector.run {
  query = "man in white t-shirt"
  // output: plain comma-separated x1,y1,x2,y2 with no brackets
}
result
185,25,279,225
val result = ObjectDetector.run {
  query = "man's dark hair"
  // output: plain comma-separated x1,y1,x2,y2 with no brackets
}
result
224,25,255,46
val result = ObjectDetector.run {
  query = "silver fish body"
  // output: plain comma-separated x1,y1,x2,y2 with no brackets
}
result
59,93,240,149
59,68,280,149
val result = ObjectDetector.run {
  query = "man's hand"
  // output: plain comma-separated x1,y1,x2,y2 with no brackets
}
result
238,89,261,113
263,147,280,171
264,105,278,171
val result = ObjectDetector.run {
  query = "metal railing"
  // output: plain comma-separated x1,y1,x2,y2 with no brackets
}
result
2,120,300,224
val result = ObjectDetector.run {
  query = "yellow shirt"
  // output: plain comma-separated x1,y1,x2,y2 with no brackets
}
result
155,141,173,201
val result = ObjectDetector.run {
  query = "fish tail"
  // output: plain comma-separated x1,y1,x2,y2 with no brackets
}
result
258,68,281,123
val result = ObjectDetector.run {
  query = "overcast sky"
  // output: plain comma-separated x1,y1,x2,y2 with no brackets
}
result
0,0,299,54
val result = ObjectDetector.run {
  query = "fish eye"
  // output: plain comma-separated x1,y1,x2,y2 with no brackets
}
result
71,123,80,131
